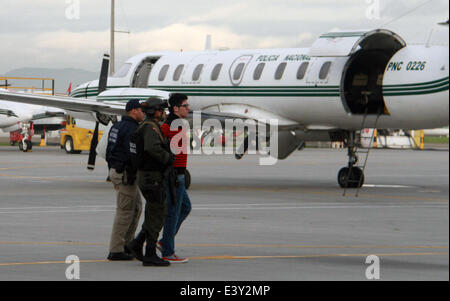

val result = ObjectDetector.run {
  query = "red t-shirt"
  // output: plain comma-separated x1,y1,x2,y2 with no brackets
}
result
161,114,188,169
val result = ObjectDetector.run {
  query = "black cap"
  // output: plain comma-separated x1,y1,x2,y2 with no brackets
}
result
125,99,142,112
141,98,168,114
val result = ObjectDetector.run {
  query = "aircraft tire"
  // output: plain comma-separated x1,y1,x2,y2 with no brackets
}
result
352,167,364,188
338,167,364,189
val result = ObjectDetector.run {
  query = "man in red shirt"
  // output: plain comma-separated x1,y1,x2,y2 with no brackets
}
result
159,93,191,263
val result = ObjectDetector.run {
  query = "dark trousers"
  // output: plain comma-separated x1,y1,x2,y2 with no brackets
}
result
139,183,167,256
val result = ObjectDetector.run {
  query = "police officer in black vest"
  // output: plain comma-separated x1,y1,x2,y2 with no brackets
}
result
106,99,145,261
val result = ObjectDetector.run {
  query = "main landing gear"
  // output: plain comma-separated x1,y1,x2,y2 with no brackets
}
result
338,132,365,189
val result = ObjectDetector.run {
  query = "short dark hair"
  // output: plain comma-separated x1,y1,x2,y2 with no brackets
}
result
168,93,188,113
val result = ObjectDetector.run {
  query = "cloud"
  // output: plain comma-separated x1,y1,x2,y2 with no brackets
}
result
0,23,316,72
0,0,448,73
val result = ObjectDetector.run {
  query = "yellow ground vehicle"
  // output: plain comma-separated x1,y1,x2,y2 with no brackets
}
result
60,116,104,154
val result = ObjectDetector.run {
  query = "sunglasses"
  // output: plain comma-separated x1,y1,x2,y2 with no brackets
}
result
179,104,190,108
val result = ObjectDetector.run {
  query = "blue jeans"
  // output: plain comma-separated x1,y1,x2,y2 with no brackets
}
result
160,174,191,257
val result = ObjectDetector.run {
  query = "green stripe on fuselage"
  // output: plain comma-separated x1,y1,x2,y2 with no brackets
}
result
70,78,449,100
383,77,449,88
383,78,449,92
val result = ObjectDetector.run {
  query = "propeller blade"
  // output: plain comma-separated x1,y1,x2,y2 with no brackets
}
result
87,53,110,171
98,53,110,94
87,122,100,171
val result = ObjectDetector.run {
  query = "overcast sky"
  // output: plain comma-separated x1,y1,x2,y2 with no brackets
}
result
0,0,448,73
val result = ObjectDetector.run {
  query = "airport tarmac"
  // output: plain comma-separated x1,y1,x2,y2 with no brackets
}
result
0,146,448,281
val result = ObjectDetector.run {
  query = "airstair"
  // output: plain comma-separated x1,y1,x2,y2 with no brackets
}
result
343,91,383,197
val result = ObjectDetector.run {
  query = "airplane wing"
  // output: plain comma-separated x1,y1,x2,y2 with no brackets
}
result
0,90,126,116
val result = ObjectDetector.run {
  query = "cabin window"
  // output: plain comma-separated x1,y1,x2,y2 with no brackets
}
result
275,62,287,80
173,64,184,81
113,63,132,78
192,64,204,81
319,61,332,80
158,65,170,81
233,63,245,80
296,62,309,80
253,63,265,80
211,64,222,81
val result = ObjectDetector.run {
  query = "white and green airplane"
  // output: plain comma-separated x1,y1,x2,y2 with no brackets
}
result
1,29,448,188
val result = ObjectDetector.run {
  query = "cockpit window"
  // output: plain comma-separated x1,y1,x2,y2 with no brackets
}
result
113,63,132,78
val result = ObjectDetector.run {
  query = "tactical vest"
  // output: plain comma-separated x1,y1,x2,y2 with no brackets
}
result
129,120,168,172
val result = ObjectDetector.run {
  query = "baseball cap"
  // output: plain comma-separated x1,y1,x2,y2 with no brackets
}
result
125,99,142,112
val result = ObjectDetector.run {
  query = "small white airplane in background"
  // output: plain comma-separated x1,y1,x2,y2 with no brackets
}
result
0,90,65,151
0,28,448,189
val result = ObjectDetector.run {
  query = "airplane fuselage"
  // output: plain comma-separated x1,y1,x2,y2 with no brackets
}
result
70,30,449,131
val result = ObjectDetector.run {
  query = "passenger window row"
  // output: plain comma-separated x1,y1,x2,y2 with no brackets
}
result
157,61,332,82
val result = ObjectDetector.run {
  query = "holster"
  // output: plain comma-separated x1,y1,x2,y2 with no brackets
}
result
122,168,136,186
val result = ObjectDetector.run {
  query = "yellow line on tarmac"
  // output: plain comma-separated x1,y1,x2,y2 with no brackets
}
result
0,252,447,267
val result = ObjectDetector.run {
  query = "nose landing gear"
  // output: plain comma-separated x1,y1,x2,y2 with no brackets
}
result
338,131,365,190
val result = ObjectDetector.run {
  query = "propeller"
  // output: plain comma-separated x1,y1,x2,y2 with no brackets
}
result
87,53,110,171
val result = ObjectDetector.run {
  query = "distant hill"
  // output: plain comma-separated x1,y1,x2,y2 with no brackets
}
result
1,68,99,94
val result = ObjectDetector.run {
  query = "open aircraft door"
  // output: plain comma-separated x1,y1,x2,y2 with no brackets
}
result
309,29,406,57
309,29,406,116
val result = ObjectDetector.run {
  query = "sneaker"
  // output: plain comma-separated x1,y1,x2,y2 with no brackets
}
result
156,241,163,252
142,255,171,267
162,254,189,263
107,252,134,261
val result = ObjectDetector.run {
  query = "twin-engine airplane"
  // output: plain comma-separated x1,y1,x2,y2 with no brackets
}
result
0,92,65,151
0,29,448,188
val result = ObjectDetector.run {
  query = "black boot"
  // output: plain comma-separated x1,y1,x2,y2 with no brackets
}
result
107,252,134,261
142,239,170,267
126,230,146,262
